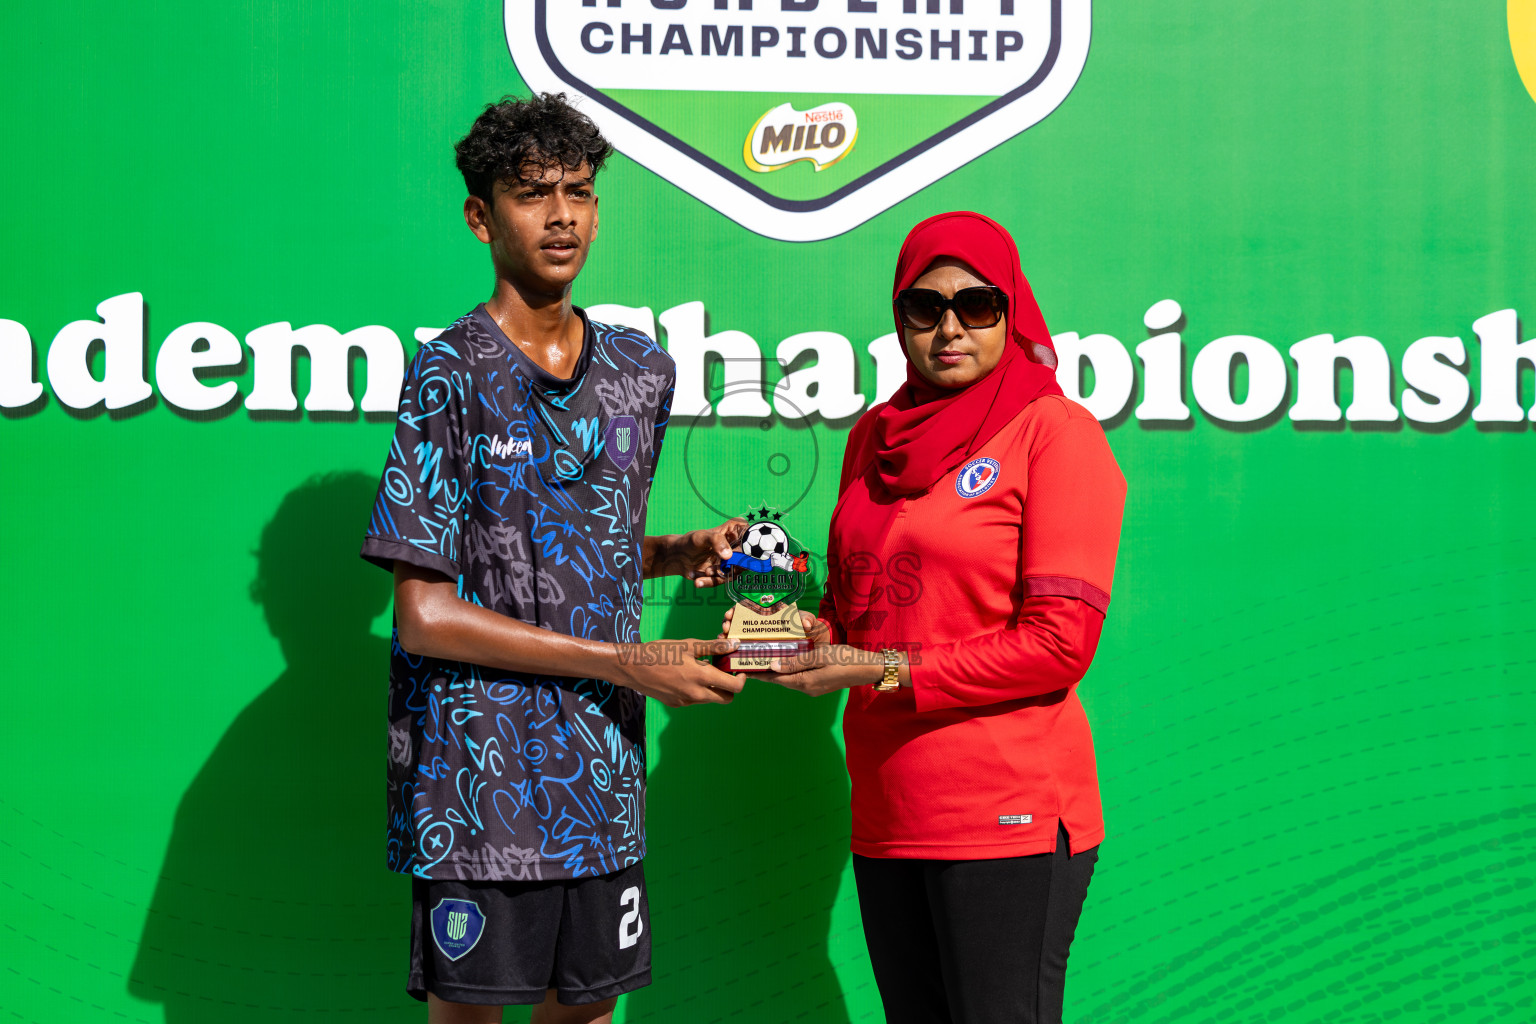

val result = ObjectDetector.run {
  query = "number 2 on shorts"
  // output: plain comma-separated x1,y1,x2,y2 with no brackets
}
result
618,885,643,949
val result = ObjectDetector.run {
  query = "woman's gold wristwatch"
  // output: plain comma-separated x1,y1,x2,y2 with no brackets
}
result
874,649,901,692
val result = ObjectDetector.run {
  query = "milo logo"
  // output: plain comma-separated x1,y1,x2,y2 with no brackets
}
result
745,102,858,173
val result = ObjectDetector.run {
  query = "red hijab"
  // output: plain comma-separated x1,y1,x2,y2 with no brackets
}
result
870,211,1061,497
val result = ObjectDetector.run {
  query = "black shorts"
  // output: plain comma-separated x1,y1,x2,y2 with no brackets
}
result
408,862,651,1006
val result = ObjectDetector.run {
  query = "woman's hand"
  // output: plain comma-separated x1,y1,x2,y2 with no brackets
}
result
765,644,896,698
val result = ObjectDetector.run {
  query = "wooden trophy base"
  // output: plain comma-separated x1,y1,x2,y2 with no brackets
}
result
714,600,812,673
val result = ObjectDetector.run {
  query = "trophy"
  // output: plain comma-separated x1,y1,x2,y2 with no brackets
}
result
714,506,815,673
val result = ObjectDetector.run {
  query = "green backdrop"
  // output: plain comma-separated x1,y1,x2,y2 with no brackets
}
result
3,2,1533,1021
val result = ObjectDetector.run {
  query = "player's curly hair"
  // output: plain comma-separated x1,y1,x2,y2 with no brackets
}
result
454,92,612,202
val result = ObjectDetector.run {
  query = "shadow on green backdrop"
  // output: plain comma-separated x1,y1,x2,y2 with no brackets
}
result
128,472,416,1021
124,476,852,1023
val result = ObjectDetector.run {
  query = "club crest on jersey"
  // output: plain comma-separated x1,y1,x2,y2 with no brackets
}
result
430,898,486,961
605,415,638,471
956,457,1001,499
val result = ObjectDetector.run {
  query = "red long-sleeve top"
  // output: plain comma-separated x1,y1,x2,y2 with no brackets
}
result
822,395,1126,859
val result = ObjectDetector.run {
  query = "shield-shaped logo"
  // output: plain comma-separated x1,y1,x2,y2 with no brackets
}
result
504,1,1091,241
725,506,809,609
605,414,639,471
430,898,486,961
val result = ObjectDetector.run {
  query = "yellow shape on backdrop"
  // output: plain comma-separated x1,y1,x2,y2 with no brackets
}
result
1513,0,1536,103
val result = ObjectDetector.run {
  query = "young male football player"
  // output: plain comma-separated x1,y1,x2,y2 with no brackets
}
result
360,93,747,1024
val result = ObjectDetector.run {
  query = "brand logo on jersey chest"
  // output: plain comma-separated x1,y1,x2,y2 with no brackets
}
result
955,457,1001,499
490,435,532,459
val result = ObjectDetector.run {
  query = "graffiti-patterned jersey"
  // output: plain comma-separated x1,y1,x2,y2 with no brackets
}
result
360,305,675,881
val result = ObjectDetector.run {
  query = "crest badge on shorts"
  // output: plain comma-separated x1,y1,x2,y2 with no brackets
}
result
430,898,486,961
956,457,1001,499
605,414,638,471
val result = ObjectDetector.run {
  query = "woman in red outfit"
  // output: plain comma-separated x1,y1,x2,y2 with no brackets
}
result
738,212,1125,1024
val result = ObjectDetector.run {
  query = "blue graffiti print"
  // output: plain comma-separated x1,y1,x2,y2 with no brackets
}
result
362,306,675,881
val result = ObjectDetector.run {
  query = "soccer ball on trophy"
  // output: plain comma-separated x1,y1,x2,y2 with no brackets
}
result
742,521,789,561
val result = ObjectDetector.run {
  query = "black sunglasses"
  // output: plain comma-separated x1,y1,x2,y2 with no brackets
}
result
895,286,1007,331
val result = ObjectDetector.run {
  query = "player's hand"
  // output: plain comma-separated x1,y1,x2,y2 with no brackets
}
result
718,608,830,645
765,644,887,698
613,638,746,707
663,518,750,588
